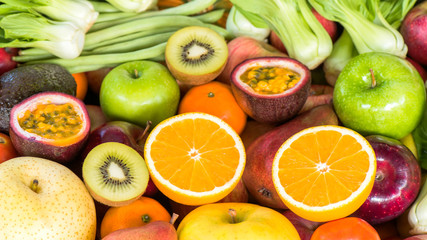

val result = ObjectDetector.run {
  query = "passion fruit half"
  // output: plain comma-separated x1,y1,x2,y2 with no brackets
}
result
9,92,90,164
230,57,311,123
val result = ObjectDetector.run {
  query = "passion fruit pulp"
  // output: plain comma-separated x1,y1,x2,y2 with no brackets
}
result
230,57,311,123
9,92,90,163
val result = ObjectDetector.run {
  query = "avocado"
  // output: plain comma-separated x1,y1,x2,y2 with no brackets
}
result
0,63,77,132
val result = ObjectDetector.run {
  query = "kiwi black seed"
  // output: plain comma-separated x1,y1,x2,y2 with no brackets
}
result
165,26,228,85
82,142,149,207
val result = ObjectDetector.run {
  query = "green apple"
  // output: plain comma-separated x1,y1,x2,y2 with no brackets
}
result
100,60,180,127
177,202,300,240
333,52,426,139
0,157,96,239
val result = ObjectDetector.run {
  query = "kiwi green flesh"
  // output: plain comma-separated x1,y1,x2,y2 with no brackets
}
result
166,28,228,76
82,142,149,207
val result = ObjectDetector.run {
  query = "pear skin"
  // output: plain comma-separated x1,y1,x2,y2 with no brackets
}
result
102,219,178,240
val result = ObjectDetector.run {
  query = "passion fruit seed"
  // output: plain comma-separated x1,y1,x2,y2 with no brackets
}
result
18,102,82,139
241,66,301,94
181,39,215,65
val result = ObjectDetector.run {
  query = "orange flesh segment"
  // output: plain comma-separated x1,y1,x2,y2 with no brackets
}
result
277,130,370,207
149,118,240,192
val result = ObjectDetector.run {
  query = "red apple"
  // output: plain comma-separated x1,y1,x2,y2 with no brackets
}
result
400,1,427,66
216,36,287,84
281,210,323,240
351,135,421,225
0,48,18,76
269,8,338,54
0,132,18,163
407,57,427,83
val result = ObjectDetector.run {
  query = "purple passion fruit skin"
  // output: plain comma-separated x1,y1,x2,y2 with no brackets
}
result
230,57,311,124
9,92,90,164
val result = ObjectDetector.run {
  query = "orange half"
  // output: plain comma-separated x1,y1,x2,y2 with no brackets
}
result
272,125,376,222
144,112,246,206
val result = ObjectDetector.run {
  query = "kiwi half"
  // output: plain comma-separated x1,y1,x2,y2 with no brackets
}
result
165,26,228,85
82,142,149,207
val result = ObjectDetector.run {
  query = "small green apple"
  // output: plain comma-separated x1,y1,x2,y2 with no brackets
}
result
333,52,426,139
177,202,300,240
100,61,180,127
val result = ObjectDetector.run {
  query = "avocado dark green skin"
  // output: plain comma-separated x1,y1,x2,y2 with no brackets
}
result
0,63,77,132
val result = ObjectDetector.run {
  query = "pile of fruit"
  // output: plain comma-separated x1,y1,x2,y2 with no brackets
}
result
1,0,427,239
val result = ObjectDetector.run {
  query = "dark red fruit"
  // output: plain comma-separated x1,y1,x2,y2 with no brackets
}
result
9,92,90,163
230,57,311,123
0,48,18,75
352,135,421,225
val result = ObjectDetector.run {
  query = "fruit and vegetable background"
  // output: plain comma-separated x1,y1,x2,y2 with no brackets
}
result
1,0,427,239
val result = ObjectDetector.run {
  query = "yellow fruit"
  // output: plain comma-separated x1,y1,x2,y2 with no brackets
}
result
272,125,376,222
177,202,301,240
144,112,246,205
0,157,96,239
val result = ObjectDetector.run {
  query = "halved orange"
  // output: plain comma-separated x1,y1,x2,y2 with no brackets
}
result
272,125,376,222
144,112,246,206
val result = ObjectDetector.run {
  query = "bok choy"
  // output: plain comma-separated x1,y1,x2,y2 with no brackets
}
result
0,13,85,59
309,0,409,58
105,0,158,13
321,0,416,85
0,0,98,32
226,6,271,42
230,0,333,69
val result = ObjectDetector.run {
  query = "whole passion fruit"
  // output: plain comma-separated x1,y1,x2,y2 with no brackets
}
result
9,92,90,164
230,57,311,123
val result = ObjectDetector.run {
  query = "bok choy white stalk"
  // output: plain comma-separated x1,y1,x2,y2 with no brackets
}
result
105,0,158,13
0,13,85,59
322,0,416,85
226,6,270,42
309,0,408,58
408,176,427,234
230,0,333,69
0,0,99,32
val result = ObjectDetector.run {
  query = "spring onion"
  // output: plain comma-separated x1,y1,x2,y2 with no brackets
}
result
230,0,333,69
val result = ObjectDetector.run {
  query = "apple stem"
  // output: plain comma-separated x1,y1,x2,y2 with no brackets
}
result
0,138,4,144
370,68,376,88
170,213,179,226
228,208,237,224
134,69,141,78
30,179,39,193
136,121,152,145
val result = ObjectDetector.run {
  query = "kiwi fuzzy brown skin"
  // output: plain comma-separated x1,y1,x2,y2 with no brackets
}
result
82,142,149,207
230,57,311,124
9,92,90,164
165,26,228,86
